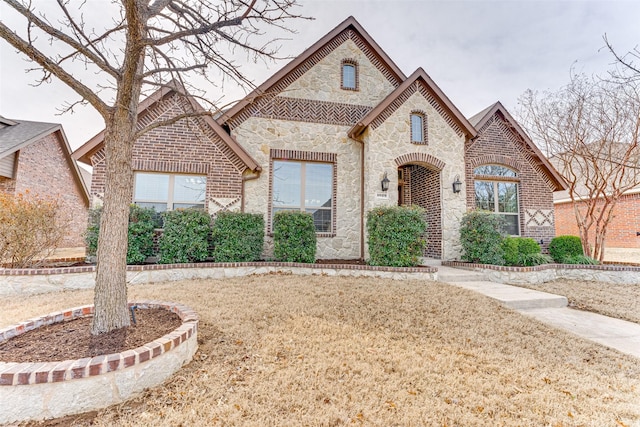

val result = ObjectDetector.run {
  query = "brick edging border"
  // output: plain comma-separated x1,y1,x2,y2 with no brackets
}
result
442,261,640,272
0,261,437,276
0,301,198,386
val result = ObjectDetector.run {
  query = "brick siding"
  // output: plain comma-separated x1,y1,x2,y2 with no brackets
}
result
0,176,16,193
466,113,556,250
404,165,442,258
90,92,244,209
555,192,640,248
11,132,88,247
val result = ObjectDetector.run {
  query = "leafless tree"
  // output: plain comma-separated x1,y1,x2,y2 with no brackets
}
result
0,0,304,334
604,34,640,81
519,73,640,261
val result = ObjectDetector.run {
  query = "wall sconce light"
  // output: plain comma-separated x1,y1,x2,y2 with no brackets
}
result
381,172,390,192
452,175,462,193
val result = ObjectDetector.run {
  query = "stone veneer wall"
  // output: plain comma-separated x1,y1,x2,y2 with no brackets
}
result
14,132,88,247
90,93,245,214
466,113,557,250
363,89,467,260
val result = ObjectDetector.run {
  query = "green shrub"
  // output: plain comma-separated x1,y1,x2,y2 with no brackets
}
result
563,254,599,265
158,209,211,264
86,205,156,264
211,212,264,262
502,236,542,266
273,211,316,263
521,252,553,266
460,211,505,265
549,235,583,263
366,206,427,267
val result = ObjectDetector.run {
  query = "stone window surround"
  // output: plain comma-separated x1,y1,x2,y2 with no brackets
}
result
473,164,521,236
340,58,359,91
268,149,337,237
410,109,428,145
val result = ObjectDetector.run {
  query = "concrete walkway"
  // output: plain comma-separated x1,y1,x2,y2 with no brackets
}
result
435,263,640,359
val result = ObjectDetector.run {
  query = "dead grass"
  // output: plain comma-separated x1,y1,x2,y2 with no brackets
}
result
2,275,639,427
514,279,640,324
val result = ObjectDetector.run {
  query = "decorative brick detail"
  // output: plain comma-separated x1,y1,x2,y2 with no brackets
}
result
0,301,198,386
370,82,464,138
442,260,640,273
466,112,557,249
268,149,338,236
227,29,401,128
394,152,445,171
89,92,245,208
230,96,373,127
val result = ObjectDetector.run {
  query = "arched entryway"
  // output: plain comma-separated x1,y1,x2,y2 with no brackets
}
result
395,153,445,259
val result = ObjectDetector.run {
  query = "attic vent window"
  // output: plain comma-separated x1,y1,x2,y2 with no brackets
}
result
341,60,358,91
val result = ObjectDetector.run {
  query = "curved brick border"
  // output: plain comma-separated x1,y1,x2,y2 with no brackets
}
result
0,301,198,424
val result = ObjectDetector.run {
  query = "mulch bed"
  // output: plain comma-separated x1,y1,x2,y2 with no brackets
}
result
0,308,181,363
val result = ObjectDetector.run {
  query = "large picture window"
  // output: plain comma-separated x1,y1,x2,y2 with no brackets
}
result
474,165,519,235
134,172,206,213
272,160,333,233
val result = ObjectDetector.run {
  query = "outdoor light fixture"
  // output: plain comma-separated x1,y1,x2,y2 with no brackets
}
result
452,175,462,193
381,172,390,192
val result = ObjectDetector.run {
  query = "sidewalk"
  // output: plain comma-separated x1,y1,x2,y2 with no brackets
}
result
435,263,640,359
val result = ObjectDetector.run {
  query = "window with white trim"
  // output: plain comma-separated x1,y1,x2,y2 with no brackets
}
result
133,172,206,213
474,165,519,235
272,160,333,233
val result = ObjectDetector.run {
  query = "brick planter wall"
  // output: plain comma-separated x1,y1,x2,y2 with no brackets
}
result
0,301,198,424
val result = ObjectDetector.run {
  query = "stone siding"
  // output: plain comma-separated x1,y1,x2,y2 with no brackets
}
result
466,113,557,250
363,90,467,260
280,37,397,107
555,192,640,248
89,93,244,213
13,133,88,247
235,118,362,259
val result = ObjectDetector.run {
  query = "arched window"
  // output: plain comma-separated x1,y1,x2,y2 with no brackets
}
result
473,165,519,235
410,112,427,144
341,60,358,90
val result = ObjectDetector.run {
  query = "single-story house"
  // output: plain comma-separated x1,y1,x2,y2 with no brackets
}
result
0,116,90,247
73,16,566,260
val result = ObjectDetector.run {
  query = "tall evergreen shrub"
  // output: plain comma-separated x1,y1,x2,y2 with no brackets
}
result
273,211,316,263
158,209,211,264
366,206,427,267
211,212,264,262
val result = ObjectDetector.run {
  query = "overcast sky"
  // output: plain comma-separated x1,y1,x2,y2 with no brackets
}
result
1,0,639,153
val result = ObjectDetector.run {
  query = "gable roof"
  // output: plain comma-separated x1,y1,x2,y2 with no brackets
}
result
0,117,90,205
73,83,260,172
470,101,568,191
217,16,406,126
348,68,477,140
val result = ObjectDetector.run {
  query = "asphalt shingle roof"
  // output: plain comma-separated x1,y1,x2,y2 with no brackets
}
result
0,116,59,158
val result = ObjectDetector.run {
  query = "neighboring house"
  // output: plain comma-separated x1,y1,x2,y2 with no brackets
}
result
73,16,565,260
554,187,640,249
0,116,90,247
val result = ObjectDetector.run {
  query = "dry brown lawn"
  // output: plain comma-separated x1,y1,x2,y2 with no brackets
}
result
2,275,639,427
514,279,640,324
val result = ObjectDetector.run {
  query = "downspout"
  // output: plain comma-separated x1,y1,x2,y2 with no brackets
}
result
359,139,365,261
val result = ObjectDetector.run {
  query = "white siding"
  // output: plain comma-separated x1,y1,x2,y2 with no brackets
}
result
0,153,15,178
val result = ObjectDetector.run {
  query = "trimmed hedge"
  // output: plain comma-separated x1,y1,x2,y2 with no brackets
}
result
367,206,427,267
273,211,316,263
459,211,505,265
158,209,212,264
549,235,583,263
86,205,156,264
212,212,264,262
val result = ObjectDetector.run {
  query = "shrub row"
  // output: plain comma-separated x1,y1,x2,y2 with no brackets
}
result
460,211,596,266
367,206,427,267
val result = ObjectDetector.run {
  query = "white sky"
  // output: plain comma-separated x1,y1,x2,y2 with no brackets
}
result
1,0,638,152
